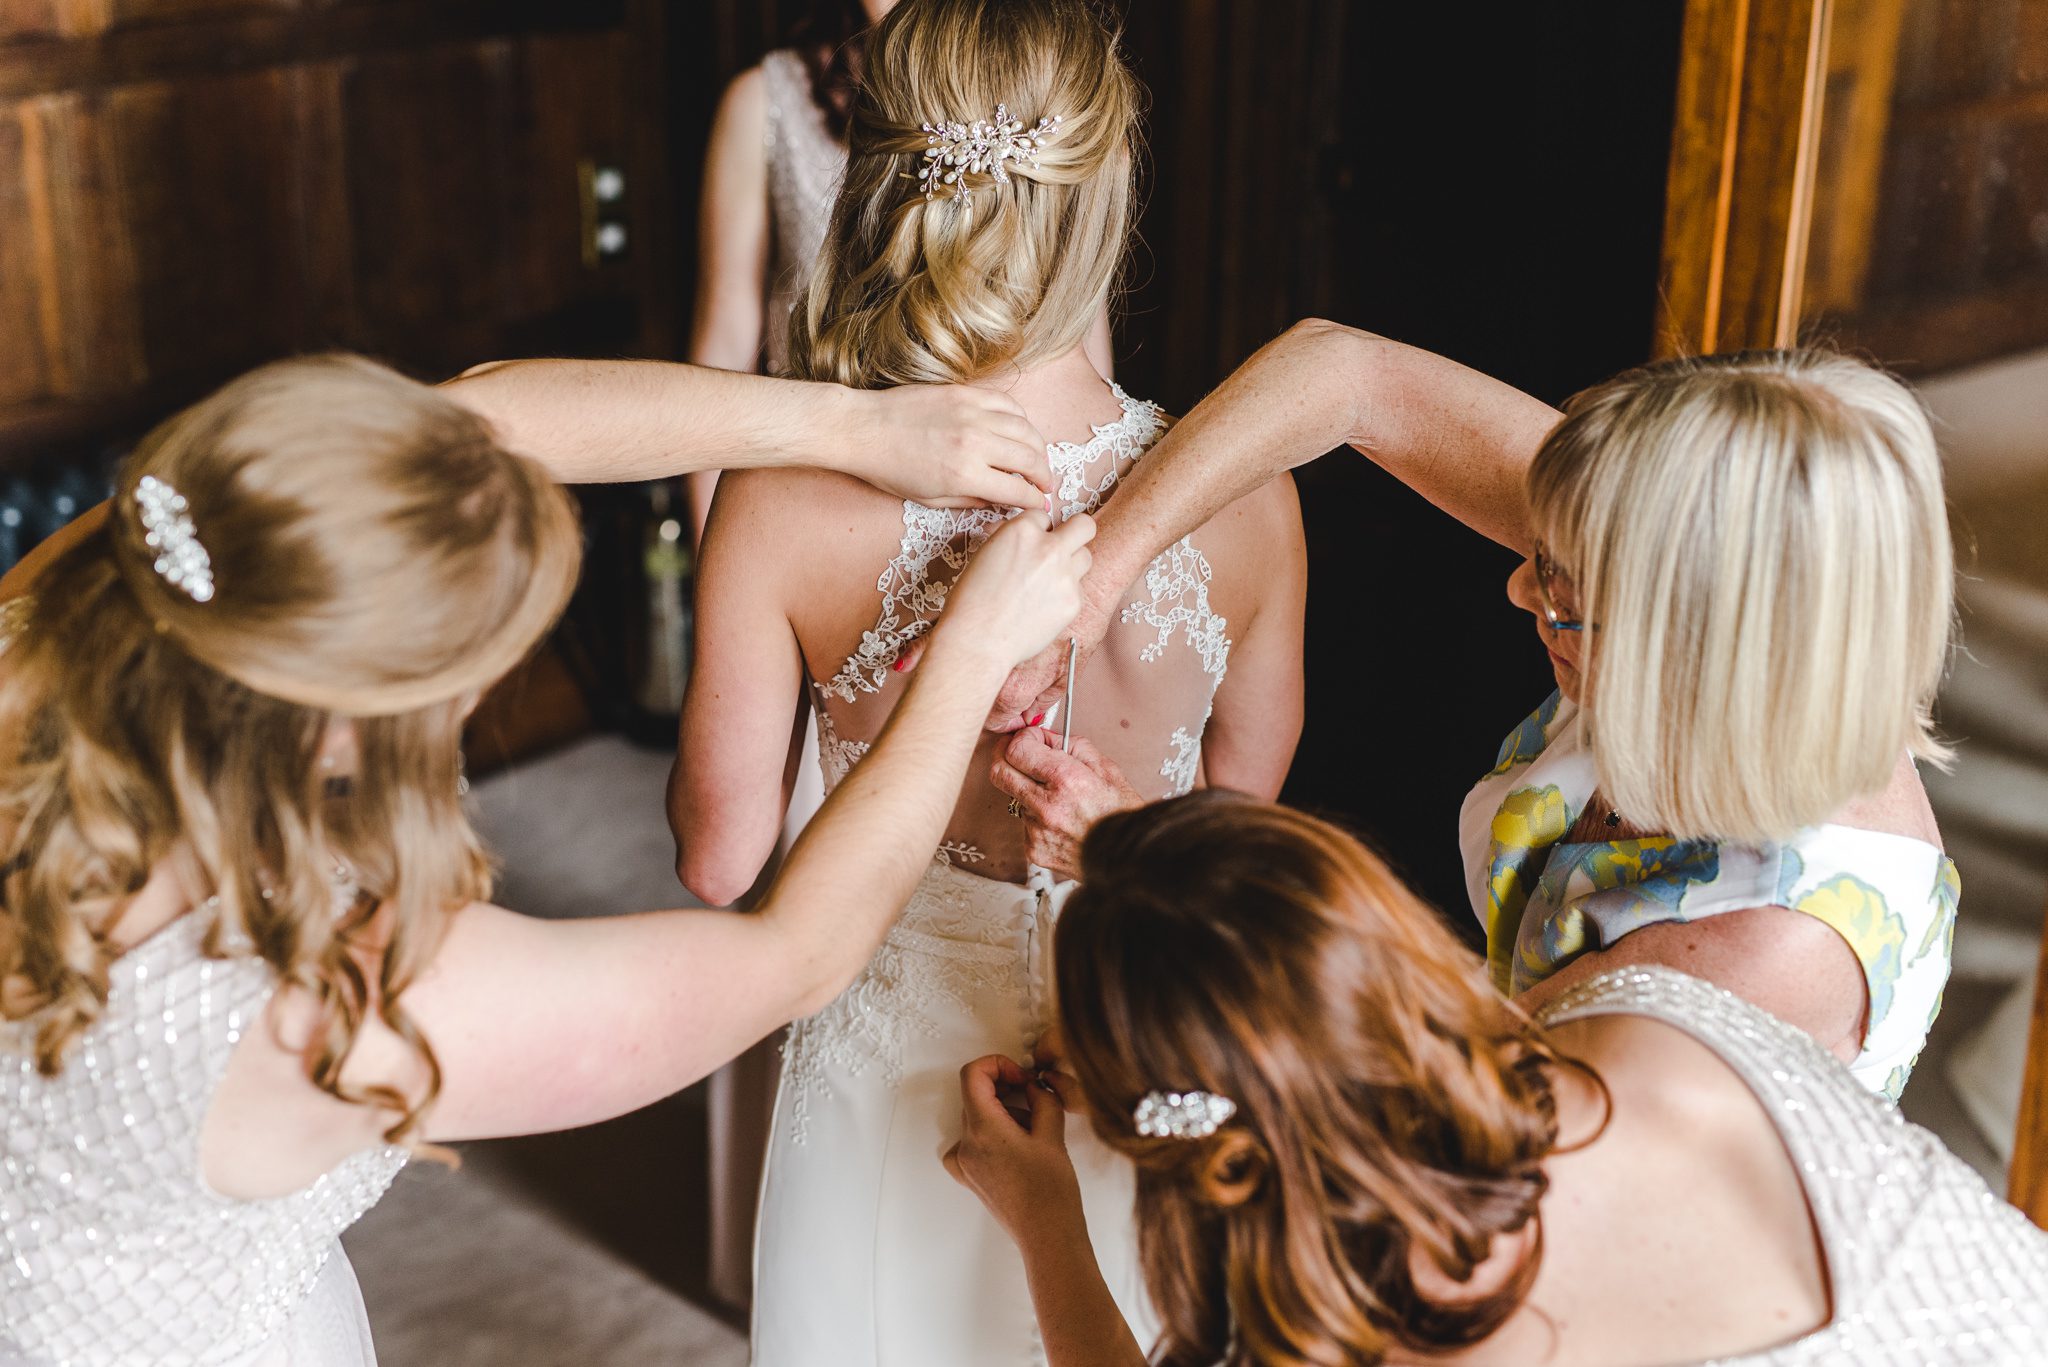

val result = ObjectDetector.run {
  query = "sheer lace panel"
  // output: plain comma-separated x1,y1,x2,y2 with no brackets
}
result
808,386,1232,885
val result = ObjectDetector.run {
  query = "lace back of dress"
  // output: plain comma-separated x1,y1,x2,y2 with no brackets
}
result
811,386,1233,885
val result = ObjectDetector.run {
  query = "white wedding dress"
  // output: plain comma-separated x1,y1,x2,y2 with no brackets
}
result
751,388,1231,1366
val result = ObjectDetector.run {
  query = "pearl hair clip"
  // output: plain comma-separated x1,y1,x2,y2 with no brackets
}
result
917,104,1060,204
134,474,214,603
1133,1089,1238,1141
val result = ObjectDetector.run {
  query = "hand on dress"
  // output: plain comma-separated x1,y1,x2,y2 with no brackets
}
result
934,513,1096,671
888,552,1119,732
989,730,1145,880
847,386,1057,512
943,1055,1084,1247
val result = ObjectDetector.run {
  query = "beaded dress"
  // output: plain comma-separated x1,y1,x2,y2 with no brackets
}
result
1542,967,2048,1364
759,48,845,376
750,389,1234,1367
0,908,406,1366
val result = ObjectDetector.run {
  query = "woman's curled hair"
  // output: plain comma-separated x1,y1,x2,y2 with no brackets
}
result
1055,792,1603,1366
0,355,581,1147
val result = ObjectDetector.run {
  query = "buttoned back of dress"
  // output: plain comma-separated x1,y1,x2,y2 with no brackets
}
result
0,913,407,1367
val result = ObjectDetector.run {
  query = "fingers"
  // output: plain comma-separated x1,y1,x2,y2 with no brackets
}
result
986,753,1046,811
1047,511,1096,555
1026,1072,1069,1145
930,469,1051,512
987,646,1065,730
959,1054,1031,1123
1003,728,1081,784
890,635,928,676
1038,1069,1082,1112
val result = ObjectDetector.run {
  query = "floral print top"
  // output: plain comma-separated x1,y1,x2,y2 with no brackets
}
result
1459,692,1959,1101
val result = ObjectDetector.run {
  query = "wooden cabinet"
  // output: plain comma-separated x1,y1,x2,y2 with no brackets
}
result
0,1,670,461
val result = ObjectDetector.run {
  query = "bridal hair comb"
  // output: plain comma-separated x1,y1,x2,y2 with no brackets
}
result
1134,1089,1237,1140
134,474,215,603
917,104,1061,205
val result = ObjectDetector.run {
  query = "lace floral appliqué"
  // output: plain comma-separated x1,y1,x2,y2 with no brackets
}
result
780,869,1024,1144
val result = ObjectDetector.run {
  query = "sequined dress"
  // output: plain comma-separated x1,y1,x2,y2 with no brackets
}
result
0,911,407,1366
750,389,1233,1366
759,48,844,376
1542,967,2048,1364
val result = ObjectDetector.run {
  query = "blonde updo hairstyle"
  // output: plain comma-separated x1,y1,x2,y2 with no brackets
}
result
789,0,1139,387
0,355,580,1144
1528,349,1954,844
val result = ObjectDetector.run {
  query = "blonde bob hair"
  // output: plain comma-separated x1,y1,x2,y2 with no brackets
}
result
0,355,581,1144
1529,349,1953,844
789,0,1139,387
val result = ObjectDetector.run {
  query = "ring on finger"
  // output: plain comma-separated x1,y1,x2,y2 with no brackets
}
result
1006,796,1023,818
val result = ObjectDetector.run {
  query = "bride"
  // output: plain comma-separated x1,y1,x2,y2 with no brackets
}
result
670,1,1306,1361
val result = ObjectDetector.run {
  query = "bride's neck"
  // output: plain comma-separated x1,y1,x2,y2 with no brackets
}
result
973,345,1116,435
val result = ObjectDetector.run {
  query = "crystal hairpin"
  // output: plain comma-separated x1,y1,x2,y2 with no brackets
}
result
1133,1089,1237,1141
134,474,214,603
917,104,1060,204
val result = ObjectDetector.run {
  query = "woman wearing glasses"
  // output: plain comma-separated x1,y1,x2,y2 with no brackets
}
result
993,331,1956,1098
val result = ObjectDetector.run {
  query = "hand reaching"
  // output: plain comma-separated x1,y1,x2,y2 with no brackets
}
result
988,731,1146,880
848,385,1057,511
934,513,1096,672
942,1055,1083,1247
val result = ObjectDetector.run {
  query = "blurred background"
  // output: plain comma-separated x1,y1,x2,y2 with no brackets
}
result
2,1,2044,1362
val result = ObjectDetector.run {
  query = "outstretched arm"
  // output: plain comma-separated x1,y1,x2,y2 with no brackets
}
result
441,359,1056,510
395,512,1097,1143
987,320,1562,723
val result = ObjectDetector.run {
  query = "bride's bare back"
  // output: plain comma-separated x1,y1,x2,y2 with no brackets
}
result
675,350,1305,896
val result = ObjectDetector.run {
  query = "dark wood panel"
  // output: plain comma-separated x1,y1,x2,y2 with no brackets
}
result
19,91,146,400
0,0,624,100
0,0,64,44
107,66,306,383
1657,0,1832,356
341,39,515,359
510,29,632,320
2010,897,2048,1227
1811,0,2048,372
94,0,297,36
0,102,55,407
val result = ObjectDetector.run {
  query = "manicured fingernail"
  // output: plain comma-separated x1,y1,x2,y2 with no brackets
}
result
1029,713,1046,727
892,657,907,672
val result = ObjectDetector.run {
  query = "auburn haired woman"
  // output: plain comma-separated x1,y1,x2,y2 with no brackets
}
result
950,792,2048,1367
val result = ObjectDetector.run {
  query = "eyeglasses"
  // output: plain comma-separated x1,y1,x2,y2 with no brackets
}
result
1532,541,1587,633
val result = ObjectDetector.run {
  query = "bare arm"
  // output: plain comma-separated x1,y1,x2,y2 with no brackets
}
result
441,360,1056,511
399,513,1098,1142
668,470,807,905
1513,906,1869,1065
684,66,772,545
945,1059,1151,1367
1198,475,1305,799
987,319,1562,723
